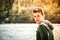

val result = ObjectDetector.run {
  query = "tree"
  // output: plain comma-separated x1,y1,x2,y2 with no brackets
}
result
0,0,14,23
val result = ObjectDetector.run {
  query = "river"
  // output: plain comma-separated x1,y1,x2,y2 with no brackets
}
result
0,24,60,40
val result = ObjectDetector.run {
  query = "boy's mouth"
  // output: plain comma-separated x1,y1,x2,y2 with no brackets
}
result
37,19,39,21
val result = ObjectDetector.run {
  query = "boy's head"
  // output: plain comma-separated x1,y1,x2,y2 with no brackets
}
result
33,8,45,24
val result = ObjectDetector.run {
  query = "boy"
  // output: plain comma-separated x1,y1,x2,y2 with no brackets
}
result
33,7,54,40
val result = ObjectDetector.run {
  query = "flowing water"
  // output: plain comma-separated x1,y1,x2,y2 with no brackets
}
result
0,24,60,40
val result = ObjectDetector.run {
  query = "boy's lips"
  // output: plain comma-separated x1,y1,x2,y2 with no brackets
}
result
36,20,39,21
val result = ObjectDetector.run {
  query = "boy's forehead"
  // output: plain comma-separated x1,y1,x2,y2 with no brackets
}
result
33,12,42,15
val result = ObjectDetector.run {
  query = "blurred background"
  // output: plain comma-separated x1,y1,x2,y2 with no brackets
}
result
0,0,60,23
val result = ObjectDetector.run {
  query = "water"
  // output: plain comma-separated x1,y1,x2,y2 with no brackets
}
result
0,24,60,40
0,24,38,40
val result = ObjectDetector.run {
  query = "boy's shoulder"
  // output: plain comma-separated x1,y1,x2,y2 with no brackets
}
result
39,20,54,30
39,21,48,28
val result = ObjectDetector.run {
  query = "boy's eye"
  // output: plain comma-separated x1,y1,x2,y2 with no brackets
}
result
34,16,36,17
37,15,40,17
34,15,40,18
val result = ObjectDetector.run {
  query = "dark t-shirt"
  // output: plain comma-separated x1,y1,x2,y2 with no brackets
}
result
36,21,54,40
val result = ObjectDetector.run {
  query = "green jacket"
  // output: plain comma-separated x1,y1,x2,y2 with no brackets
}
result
36,20,54,40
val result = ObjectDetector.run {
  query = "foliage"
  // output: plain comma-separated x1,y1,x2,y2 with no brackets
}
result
0,0,60,23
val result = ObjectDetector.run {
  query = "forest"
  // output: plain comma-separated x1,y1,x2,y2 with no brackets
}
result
0,0,60,23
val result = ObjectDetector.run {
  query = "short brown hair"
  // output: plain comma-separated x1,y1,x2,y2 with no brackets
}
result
33,8,44,15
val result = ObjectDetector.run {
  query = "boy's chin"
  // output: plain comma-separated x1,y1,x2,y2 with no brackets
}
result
36,22,40,24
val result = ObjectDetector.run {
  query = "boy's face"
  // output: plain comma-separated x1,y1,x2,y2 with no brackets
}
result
33,12,44,24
